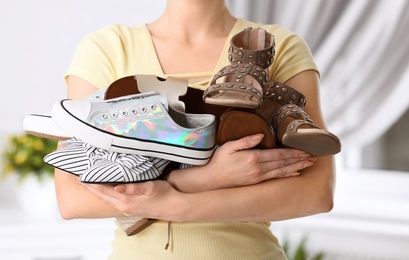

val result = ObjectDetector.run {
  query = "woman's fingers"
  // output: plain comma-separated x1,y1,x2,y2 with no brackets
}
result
220,135,312,161
261,157,317,179
220,134,265,153
84,184,124,207
207,135,318,186
256,148,312,163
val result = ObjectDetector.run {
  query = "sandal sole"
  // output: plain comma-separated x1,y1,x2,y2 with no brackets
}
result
282,129,341,156
218,109,276,149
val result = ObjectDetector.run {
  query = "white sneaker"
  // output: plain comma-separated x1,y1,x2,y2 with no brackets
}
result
23,85,109,140
23,75,188,140
51,92,216,165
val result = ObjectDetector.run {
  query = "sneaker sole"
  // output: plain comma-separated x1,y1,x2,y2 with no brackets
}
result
52,100,215,165
23,113,71,140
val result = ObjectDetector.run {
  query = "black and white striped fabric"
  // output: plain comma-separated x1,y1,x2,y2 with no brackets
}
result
44,139,99,175
81,154,169,183
44,138,170,183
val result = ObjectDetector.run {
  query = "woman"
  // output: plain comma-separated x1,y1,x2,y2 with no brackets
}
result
55,0,335,258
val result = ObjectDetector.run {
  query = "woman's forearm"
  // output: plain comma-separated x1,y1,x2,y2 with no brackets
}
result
166,146,316,193
76,154,334,222
172,156,335,222
54,169,123,219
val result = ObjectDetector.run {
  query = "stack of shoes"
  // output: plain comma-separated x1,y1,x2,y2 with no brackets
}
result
24,75,216,178
203,27,341,156
23,75,217,235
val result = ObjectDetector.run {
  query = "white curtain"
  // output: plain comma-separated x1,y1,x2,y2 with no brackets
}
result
227,0,409,150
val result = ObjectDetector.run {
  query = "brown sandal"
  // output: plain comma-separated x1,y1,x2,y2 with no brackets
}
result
264,82,341,156
217,82,341,156
272,103,341,156
203,27,275,109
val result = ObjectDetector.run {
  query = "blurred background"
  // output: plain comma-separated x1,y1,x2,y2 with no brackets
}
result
1,0,408,259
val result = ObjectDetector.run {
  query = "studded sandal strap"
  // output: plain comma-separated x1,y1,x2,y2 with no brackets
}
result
228,27,275,69
265,82,307,108
204,63,268,103
272,104,314,130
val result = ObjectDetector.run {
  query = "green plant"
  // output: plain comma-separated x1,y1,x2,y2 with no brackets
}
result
282,237,325,260
1,133,58,182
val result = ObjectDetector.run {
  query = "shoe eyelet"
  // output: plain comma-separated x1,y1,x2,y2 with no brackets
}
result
122,111,128,116
112,112,118,118
150,104,157,110
141,107,147,113
131,109,137,114
102,114,108,119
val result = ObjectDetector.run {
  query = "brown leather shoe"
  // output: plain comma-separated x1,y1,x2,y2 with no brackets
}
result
217,108,276,149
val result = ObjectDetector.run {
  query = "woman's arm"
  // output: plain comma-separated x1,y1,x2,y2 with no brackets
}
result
55,76,124,219
83,70,336,222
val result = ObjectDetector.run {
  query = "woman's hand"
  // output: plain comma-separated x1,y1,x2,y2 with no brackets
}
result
83,180,185,219
167,134,316,193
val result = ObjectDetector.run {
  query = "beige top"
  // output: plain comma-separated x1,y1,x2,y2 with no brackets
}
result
65,18,318,259
65,19,318,90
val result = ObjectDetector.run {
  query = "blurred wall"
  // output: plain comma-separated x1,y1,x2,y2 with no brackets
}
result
0,0,166,134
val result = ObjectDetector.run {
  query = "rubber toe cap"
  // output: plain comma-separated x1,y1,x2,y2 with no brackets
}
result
60,100,92,121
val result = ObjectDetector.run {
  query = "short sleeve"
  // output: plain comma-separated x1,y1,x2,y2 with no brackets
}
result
64,25,127,89
268,26,319,83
